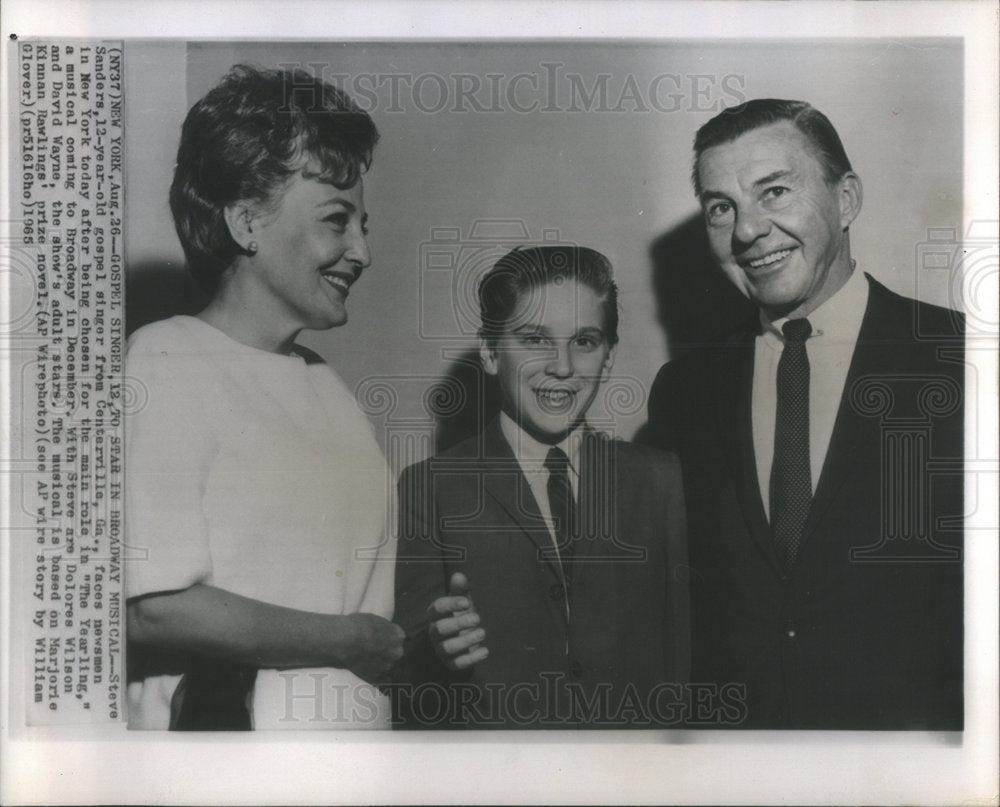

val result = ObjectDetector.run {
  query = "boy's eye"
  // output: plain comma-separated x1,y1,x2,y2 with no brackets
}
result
520,334,546,346
574,336,599,351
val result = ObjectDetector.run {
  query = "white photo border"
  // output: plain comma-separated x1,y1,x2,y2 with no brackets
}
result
1,1,997,805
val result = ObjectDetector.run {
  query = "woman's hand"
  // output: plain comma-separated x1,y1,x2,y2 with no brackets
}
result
427,572,490,671
337,613,405,684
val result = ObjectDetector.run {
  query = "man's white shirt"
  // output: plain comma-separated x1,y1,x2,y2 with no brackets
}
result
752,269,870,519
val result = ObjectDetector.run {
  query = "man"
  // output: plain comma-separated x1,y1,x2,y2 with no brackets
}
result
393,246,690,728
645,99,963,730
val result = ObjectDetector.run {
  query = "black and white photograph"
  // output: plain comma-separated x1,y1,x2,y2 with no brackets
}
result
1,1,997,804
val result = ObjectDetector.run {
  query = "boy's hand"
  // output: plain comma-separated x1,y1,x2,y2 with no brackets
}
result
426,572,489,671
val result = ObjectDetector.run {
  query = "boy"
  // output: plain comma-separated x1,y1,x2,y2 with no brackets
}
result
393,246,688,728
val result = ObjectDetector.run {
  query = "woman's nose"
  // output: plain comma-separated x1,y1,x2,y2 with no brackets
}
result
345,225,372,270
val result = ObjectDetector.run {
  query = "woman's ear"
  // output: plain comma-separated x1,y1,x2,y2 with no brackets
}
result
223,201,258,253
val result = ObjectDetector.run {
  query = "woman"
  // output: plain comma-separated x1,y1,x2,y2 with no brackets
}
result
125,65,402,730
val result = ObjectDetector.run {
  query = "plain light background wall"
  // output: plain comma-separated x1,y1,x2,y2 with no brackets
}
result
124,39,963,461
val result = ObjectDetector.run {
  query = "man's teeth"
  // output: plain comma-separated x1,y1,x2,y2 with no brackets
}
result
537,390,572,402
748,249,792,269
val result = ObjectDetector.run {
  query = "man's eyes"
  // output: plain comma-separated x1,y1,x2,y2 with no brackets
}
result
705,201,734,223
704,186,791,223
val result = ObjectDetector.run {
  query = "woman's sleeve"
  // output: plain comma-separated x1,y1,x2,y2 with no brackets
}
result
125,343,215,600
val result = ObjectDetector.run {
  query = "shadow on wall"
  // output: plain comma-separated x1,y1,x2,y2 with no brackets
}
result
126,262,210,336
632,213,756,444
650,212,757,360
427,349,501,455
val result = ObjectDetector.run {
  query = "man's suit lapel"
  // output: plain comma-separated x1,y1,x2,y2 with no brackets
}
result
480,419,563,583
803,276,887,540
710,328,779,571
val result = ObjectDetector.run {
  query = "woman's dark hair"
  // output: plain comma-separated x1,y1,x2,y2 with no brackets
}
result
478,246,620,347
692,98,852,195
169,64,379,290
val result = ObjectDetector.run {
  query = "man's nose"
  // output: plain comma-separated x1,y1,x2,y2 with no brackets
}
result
732,205,771,248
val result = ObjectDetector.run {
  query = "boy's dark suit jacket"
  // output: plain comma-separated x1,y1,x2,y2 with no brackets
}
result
644,275,964,730
393,418,690,729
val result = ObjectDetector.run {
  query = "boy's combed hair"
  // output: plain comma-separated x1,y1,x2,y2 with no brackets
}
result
692,98,852,194
169,64,379,290
478,245,619,346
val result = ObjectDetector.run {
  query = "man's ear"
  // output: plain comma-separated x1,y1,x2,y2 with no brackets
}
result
838,172,863,231
223,200,258,253
479,335,499,376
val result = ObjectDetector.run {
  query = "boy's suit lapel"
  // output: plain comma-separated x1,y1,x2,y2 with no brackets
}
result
480,419,563,583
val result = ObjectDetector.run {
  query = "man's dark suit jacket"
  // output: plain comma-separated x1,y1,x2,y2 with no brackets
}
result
393,418,690,729
644,275,964,730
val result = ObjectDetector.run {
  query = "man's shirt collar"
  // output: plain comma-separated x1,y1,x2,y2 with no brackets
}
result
760,267,869,347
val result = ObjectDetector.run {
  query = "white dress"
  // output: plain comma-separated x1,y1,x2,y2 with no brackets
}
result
125,316,394,729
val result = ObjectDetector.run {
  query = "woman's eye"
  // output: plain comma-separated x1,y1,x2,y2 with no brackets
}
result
521,334,545,346
325,213,348,230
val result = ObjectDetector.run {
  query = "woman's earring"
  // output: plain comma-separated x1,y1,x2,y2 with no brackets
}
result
247,241,259,256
